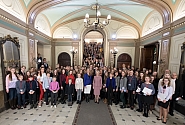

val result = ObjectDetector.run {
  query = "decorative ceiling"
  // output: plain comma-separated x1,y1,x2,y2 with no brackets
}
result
39,0,153,27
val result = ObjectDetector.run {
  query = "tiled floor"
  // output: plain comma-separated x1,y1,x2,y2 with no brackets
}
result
111,104,185,125
0,101,185,125
0,103,78,125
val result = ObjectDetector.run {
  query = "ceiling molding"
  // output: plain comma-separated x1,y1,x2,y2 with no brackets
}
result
27,0,172,25
51,16,141,37
131,0,172,24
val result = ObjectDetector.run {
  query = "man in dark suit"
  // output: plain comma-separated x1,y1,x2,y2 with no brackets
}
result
42,58,48,71
169,73,183,116
37,53,42,69
19,66,26,80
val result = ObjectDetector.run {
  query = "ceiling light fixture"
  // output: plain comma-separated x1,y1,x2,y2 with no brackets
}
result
84,0,111,29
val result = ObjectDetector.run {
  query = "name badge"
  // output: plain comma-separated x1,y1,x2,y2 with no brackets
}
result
128,84,131,86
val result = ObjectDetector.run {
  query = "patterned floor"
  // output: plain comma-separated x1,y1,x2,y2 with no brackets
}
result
0,103,78,125
0,101,185,125
111,104,185,125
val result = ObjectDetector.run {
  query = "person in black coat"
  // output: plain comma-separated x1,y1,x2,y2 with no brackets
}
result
26,75,37,109
65,79,74,105
169,73,183,116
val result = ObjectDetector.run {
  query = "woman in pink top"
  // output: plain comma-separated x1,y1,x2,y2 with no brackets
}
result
93,70,102,104
49,76,59,108
6,67,18,109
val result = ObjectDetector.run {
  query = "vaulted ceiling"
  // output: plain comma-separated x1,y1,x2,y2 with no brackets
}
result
1,0,184,37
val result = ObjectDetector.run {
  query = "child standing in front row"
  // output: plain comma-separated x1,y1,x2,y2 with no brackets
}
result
75,73,83,104
66,78,74,106
16,74,26,109
49,76,59,108
26,75,37,109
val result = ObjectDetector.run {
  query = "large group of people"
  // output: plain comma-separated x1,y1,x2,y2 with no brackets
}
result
5,60,184,124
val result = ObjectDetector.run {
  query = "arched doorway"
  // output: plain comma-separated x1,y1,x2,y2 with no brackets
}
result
117,53,132,69
83,31,104,66
58,52,71,67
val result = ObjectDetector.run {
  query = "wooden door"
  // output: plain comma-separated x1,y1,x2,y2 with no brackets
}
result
117,53,132,69
58,52,71,67
140,47,154,70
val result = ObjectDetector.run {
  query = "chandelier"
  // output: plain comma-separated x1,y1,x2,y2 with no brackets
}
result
84,0,111,29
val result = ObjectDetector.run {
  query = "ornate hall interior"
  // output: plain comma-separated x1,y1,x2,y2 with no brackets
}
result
0,0,185,125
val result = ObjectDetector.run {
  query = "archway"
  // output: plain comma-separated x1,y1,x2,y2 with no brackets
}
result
58,52,71,67
117,53,132,69
83,30,104,66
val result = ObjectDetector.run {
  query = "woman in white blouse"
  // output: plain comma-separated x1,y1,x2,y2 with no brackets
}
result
157,77,173,124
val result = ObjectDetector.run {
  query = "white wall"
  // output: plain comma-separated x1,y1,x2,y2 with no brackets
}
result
43,45,51,66
38,44,44,57
115,47,135,67
0,27,29,69
55,46,72,66
169,33,185,75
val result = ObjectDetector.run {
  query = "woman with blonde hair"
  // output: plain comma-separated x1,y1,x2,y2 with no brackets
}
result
157,77,173,124
93,70,102,104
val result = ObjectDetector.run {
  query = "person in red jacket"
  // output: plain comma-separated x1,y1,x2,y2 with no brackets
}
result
66,70,75,84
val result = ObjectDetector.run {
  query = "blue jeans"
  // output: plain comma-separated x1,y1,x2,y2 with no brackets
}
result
17,93,25,106
68,94,72,102
9,88,17,100
137,94,143,110
77,89,82,101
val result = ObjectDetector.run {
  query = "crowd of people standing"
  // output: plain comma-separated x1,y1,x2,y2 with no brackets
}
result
5,59,184,124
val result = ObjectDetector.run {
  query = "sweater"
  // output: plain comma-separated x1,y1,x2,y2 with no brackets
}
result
127,76,137,91
141,83,155,95
106,77,116,89
75,78,84,90
16,80,26,94
66,75,75,84
26,80,37,92
6,74,18,90
43,77,52,89
84,73,92,86
119,77,127,91
49,81,60,91
115,76,120,88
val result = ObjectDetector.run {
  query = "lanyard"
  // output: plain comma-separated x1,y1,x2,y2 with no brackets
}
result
30,81,32,89
129,76,133,83
20,81,22,88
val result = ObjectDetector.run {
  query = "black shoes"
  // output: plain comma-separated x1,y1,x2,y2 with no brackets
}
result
136,109,143,112
76,100,79,104
169,112,174,116
34,104,37,108
120,105,126,109
30,104,34,109
143,113,148,117
79,101,81,104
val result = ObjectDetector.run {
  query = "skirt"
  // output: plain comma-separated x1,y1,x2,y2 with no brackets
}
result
158,101,169,109
142,95,153,105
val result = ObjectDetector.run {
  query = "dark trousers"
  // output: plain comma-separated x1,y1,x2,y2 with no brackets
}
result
68,94,72,102
114,90,120,104
107,88,113,105
128,90,134,107
137,94,143,110
143,102,150,115
9,88,17,107
51,92,58,105
44,89,50,103
120,92,125,106
9,88,17,100
169,96,176,114
29,92,36,104
85,94,90,102
17,93,25,106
